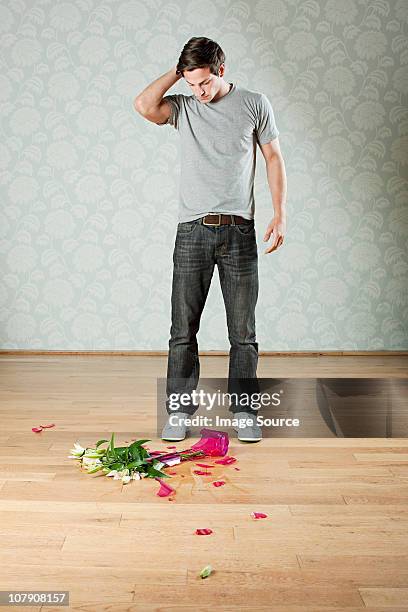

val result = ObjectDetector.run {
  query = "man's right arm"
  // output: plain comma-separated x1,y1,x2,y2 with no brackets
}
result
134,66,182,125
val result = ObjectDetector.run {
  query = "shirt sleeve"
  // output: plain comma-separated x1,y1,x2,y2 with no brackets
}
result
255,93,279,145
158,94,184,130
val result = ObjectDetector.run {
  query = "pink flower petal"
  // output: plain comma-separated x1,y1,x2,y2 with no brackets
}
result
195,463,214,468
212,481,225,487
214,456,237,465
195,528,213,535
155,477,175,497
39,424,55,429
32,427,43,433
193,470,211,476
251,512,268,519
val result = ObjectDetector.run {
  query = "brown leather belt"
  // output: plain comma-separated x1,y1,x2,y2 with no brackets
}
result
200,213,249,226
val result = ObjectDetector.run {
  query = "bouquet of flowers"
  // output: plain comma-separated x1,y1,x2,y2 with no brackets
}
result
68,428,229,484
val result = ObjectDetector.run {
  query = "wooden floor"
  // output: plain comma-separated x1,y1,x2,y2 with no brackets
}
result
0,354,407,611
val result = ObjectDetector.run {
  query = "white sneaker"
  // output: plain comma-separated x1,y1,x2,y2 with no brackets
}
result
232,411,262,442
161,411,190,441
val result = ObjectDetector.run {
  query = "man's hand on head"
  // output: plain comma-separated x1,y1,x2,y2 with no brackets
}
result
263,216,286,254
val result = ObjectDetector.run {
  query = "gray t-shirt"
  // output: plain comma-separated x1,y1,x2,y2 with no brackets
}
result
159,83,279,222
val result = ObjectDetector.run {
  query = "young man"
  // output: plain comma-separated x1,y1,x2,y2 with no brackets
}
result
134,37,287,443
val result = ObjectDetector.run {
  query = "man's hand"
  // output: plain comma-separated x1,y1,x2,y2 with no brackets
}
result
262,216,286,254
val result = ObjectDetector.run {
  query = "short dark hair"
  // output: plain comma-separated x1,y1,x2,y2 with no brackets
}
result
176,37,225,77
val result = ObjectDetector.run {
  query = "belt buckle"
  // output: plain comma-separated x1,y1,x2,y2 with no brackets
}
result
203,213,222,227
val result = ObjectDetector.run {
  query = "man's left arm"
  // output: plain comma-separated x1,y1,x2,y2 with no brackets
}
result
259,137,287,255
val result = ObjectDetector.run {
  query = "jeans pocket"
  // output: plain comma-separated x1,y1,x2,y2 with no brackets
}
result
234,221,255,235
177,221,198,234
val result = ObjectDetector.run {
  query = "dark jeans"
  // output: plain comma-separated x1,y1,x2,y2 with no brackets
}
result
165,216,260,417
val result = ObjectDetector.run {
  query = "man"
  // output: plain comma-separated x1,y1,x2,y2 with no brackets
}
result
134,37,287,443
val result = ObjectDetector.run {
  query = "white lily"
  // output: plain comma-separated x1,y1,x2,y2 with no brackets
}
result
122,474,131,484
132,471,141,480
68,442,86,459
106,470,118,477
82,457,103,469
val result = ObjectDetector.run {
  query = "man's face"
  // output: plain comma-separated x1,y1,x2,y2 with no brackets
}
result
183,66,222,103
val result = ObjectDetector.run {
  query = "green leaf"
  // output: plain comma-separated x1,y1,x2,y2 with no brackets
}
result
146,465,170,479
95,439,109,449
115,446,128,454
131,439,151,446
127,459,145,468
130,451,141,463
199,565,213,579
128,440,150,460
128,444,141,457
110,446,127,462
108,462,125,470
139,448,149,460
109,432,115,454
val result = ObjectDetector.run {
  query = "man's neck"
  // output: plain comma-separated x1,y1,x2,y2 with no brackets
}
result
212,80,232,102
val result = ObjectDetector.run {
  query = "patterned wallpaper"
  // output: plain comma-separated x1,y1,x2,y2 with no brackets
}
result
0,0,407,350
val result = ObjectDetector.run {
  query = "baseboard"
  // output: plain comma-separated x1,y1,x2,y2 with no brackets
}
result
0,350,407,357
